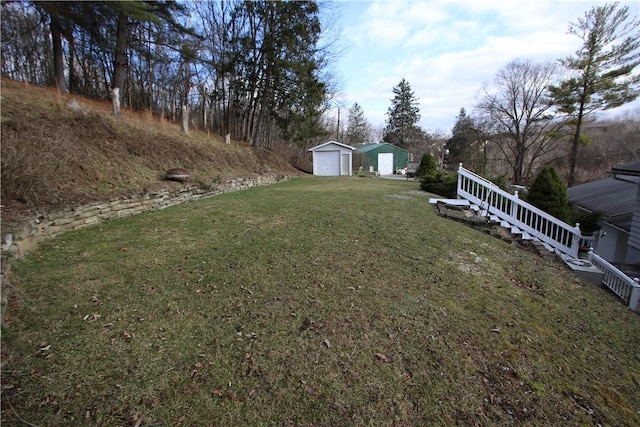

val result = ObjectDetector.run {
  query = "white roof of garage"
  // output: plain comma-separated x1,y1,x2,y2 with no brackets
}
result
308,141,356,151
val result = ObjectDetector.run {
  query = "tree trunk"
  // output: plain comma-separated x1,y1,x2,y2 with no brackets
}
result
568,105,586,187
66,32,76,93
111,88,121,116
160,75,166,119
112,13,128,93
252,82,271,147
50,17,67,93
514,139,525,184
251,109,263,147
201,84,208,130
182,104,189,134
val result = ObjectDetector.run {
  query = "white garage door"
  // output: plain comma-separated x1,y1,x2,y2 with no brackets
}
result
315,150,340,176
378,153,394,175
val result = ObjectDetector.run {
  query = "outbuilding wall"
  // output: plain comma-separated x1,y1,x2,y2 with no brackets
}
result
354,143,409,174
309,141,355,176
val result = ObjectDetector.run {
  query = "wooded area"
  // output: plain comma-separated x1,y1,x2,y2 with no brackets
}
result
1,0,332,150
1,1,638,185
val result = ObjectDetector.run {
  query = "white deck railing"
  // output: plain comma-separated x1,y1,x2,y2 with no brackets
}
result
579,234,596,250
587,250,640,310
456,164,580,258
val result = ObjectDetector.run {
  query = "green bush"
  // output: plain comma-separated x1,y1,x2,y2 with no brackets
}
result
416,153,438,179
573,210,602,234
420,172,457,198
487,174,507,191
527,166,572,223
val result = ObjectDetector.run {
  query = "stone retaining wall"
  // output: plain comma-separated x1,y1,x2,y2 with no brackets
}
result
2,174,291,257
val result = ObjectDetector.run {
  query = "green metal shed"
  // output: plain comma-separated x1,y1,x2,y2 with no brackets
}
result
353,143,410,175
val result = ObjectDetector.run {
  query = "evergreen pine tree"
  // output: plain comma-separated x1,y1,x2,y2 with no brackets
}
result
345,103,370,146
549,3,640,186
527,166,572,224
445,108,477,168
383,79,420,147
415,153,437,179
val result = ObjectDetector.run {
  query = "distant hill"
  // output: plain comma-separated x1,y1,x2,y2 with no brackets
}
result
0,78,300,234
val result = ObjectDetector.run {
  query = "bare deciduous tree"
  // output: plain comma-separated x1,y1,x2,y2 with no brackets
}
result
476,59,564,184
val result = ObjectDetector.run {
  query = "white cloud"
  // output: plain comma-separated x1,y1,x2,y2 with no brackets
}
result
330,0,640,133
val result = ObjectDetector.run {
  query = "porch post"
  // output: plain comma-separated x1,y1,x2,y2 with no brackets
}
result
629,278,640,310
571,223,582,257
457,163,464,199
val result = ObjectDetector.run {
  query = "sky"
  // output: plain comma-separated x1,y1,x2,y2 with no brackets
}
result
322,0,640,137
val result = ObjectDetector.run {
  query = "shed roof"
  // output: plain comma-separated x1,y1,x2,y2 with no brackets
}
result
354,142,408,154
308,141,356,151
567,164,640,231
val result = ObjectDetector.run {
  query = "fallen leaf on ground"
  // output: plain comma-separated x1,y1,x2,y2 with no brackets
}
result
375,353,389,363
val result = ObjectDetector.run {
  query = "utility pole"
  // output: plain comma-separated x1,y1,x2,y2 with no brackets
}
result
336,108,340,141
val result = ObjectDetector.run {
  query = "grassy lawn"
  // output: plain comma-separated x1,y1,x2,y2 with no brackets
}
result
2,177,639,426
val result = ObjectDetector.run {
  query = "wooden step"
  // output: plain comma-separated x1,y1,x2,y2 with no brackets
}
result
429,198,469,206
520,232,533,240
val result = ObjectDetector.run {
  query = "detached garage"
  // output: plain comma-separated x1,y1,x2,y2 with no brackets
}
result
308,141,356,176
354,143,409,175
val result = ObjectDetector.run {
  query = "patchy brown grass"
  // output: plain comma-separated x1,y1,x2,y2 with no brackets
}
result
1,178,639,426
0,77,299,232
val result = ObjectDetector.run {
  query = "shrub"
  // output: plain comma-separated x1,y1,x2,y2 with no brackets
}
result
573,210,602,234
487,174,507,191
420,172,457,198
416,153,438,179
527,166,572,223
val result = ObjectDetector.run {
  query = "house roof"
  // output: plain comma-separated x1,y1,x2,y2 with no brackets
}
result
308,141,356,151
567,167,640,232
611,160,640,177
354,142,409,154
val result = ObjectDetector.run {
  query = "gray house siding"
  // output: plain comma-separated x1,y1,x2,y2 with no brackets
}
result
567,162,640,265
627,245,640,264
628,183,640,252
597,223,628,264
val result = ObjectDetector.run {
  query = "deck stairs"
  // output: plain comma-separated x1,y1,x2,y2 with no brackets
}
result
477,205,546,248
430,165,640,311
434,198,556,253
433,165,581,258
466,204,537,245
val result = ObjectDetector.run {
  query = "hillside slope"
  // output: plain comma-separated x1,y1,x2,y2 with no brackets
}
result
0,78,300,234
2,177,639,426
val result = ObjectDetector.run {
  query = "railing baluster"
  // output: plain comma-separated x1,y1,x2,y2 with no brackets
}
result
456,165,579,257
587,250,639,310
